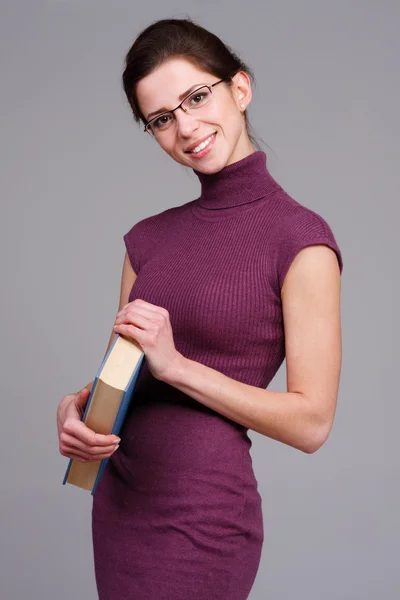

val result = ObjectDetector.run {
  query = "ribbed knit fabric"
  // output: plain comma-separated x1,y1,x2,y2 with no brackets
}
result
91,150,343,600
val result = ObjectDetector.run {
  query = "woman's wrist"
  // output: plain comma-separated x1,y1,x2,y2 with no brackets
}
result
159,353,187,386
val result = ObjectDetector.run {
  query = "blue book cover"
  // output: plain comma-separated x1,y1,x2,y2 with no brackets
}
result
62,334,145,494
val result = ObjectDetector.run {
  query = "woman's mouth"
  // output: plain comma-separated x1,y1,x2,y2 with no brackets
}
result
186,132,217,158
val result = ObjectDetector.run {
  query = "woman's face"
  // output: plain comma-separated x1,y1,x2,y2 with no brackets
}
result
136,57,254,172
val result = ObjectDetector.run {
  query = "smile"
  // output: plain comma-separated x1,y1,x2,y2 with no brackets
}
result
189,133,216,154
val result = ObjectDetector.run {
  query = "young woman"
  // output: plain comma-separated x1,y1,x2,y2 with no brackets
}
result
57,17,343,600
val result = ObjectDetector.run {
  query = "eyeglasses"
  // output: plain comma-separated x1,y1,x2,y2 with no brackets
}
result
143,77,231,137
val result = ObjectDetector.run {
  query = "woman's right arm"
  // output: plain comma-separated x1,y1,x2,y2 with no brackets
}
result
57,251,138,462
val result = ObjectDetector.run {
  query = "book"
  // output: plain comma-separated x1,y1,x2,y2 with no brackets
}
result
62,333,145,495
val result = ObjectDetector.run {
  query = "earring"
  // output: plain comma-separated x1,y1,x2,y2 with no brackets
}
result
240,103,245,109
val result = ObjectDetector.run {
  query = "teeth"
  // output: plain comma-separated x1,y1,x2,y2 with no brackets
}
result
190,133,215,153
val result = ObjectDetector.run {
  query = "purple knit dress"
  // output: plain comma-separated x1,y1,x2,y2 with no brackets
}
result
91,151,343,599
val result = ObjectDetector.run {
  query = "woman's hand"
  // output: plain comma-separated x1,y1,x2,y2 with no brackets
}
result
113,298,183,382
57,388,121,463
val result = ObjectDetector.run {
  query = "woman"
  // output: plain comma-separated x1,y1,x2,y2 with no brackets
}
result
57,17,343,600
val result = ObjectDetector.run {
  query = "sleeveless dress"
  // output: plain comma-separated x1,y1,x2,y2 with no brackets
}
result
91,151,343,599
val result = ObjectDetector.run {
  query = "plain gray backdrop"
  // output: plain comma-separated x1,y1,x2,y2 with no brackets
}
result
1,1,398,599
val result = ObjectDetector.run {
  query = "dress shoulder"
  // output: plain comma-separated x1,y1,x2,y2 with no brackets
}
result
123,203,188,274
271,200,344,293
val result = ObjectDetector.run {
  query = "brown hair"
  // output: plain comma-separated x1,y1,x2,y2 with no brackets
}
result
122,16,264,150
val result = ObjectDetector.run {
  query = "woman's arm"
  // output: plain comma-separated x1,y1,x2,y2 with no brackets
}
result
162,244,342,454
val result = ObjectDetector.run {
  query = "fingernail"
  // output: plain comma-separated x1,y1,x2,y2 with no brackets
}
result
113,444,120,452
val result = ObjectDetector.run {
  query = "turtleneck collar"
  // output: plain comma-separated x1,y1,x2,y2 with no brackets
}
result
192,150,280,210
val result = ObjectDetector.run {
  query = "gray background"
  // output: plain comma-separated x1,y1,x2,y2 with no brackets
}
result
1,1,398,598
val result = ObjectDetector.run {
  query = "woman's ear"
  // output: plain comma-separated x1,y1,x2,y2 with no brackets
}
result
231,70,252,111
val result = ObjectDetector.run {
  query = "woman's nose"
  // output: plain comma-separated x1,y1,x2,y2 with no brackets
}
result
173,108,199,136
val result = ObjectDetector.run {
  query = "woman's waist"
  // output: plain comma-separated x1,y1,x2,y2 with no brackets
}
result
94,456,263,547
102,445,261,526
118,394,255,474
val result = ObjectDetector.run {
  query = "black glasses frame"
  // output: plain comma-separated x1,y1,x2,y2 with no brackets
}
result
143,77,232,135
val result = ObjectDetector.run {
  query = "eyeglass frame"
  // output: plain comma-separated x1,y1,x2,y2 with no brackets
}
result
143,76,233,136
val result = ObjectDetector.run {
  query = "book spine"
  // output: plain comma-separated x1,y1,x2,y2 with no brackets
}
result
62,375,101,486
91,353,145,495
62,335,121,487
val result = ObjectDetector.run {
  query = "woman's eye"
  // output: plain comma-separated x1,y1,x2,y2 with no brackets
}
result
154,114,172,128
190,93,205,104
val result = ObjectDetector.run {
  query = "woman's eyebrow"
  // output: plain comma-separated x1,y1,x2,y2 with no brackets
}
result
146,83,206,120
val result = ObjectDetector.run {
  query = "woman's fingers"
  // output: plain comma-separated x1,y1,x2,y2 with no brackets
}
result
64,395,120,445
60,437,120,462
58,389,121,462
60,408,121,462
60,431,119,460
64,417,120,446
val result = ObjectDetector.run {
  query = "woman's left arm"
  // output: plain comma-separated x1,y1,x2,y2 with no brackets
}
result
162,244,342,455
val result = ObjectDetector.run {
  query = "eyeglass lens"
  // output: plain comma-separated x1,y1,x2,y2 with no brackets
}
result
146,85,212,136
